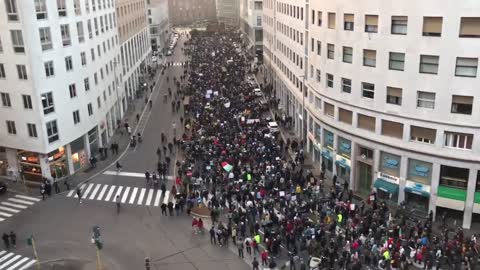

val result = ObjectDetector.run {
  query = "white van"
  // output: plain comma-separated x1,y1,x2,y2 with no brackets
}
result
253,88,262,97
268,121,279,133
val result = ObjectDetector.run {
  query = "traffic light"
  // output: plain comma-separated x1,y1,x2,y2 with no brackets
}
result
145,257,150,270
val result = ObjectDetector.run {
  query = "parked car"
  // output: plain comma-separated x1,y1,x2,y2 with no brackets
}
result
0,181,7,195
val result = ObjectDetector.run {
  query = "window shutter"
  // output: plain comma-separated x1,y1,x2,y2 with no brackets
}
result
452,95,473,104
460,17,480,37
387,87,402,97
366,15,378,25
328,13,336,28
423,17,442,33
344,14,354,22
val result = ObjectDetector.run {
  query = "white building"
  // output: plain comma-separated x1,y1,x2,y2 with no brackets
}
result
264,0,480,228
0,0,150,184
216,0,239,27
147,0,170,54
240,0,263,56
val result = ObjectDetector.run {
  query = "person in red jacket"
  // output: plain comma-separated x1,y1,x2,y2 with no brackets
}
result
261,250,269,266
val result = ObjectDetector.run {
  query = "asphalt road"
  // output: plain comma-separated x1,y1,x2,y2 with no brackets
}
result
0,33,250,270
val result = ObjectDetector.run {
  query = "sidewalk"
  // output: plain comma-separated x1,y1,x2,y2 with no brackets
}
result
2,64,167,196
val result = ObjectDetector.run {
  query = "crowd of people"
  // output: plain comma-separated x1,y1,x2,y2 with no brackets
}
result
170,29,480,270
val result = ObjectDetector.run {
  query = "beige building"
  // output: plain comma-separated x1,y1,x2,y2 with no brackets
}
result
168,0,217,26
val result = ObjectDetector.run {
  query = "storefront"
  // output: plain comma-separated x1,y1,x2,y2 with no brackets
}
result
313,122,321,162
322,129,334,173
70,136,88,172
88,127,99,157
47,147,69,179
405,159,432,211
17,151,42,182
356,146,374,198
436,165,468,213
375,152,401,203
335,137,351,182
0,147,7,176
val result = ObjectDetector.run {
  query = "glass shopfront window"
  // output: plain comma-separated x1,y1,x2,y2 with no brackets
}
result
17,151,42,181
0,147,7,176
380,152,400,177
314,122,321,142
336,137,351,181
407,159,432,185
406,159,432,211
322,129,334,172
323,129,334,149
48,147,69,179
70,135,88,171
377,152,401,202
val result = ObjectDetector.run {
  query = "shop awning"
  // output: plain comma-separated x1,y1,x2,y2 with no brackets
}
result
335,158,351,171
322,150,332,160
404,186,430,198
437,186,466,201
374,178,399,195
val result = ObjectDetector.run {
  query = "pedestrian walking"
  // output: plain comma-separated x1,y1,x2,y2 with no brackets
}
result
54,180,60,193
64,178,70,190
252,257,259,270
2,233,9,250
168,201,174,216
76,187,82,203
9,231,16,248
40,184,46,200
245,237,252,255
237,238,244,258
161,203,167,216
210,227,216,245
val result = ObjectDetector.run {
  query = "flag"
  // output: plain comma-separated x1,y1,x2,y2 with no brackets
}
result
221,162,233,172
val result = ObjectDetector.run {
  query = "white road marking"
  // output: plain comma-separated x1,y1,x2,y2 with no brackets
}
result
121,187,130,203
163,190,170,204
104,186,116,202
81,184,94,199
129,188,138,204
154,190,162,207
18,260,36,270
103,171,173,179
0,254,20,269
137,188,146,205
14,195,41,202
97,185,108,200
1,202,26,209
66,189,75,197
89,184,101,200
0,212,12,218
0,218,5,222
145,189,154,206
113,186,123,202
0,254,13,264
0,207,19,213
6,257,29,270
0,252,5,257
7,198,33,206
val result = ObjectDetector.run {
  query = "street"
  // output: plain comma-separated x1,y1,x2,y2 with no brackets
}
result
0,32,250,270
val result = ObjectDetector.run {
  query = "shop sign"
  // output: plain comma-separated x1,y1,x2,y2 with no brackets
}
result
410,165,430,177
377,171,399,185
383,158,399,169
339,142,351,154
405,180,431,195
335,154,351,168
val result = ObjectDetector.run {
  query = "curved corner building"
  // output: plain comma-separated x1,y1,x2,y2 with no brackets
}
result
262,0,480,228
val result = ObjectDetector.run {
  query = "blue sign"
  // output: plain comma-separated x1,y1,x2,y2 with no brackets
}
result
411,165,429,177
383,158,399,169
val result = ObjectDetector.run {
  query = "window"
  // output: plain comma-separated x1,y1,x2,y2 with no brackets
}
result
451,95,473,115
444,132,473,149
97,96,101,108
65,56,73,71
0,38,3,53
339,108,352,125
341,78,351,93
363,49,376,67
41,92,54,114
35,0,48,19
328,13,336,29
1,92,11,107
39,27,53,51
391,16,407,35
365,15,378,33
410,126,436,144
73,110,80,124
16,65,27,80
317,11,322,26
316,69,321,82
423,17,442,37
316,41,321,55
5,0,19,21
69,84,77,98
87,20,93,39
311,10,315,24
6,121,16,135
388,52,405,71
46,120,59,143
459,17,480,38
309,65,314,78
91,48,95,61
84,78,90,91
88,103,93,116
311,38,315,52
57,0,67,16
74,0,81,15
386,87,402,105
257,16,262,26
60,24,71,46
327,43,334,59
44,61,54,77
94,73,98,84
419,55,439,74
315,97,322,110
362,82,375,99
381,120,403,139
77,22,85,43
326,73,334,88
455,57,477,77
22,95,32,109
417,91,435,109
0,64,5,78
343,46,353,63
344,14,354,31
81,52,87,66
324,102,334,117
27,123,37,138
10,30,24,53
358,114,376,132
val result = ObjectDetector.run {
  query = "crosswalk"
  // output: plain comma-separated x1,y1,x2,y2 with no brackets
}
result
0,195,40,223
102,171,173,180
0,250,36,270
168,62,184,66
67,183,173,207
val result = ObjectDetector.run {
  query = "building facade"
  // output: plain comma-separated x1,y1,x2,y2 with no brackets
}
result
264,0,480,228
147,0,170,54
240,0,263,57
0,0,149,184
216,0,240,27
167,0,217,26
